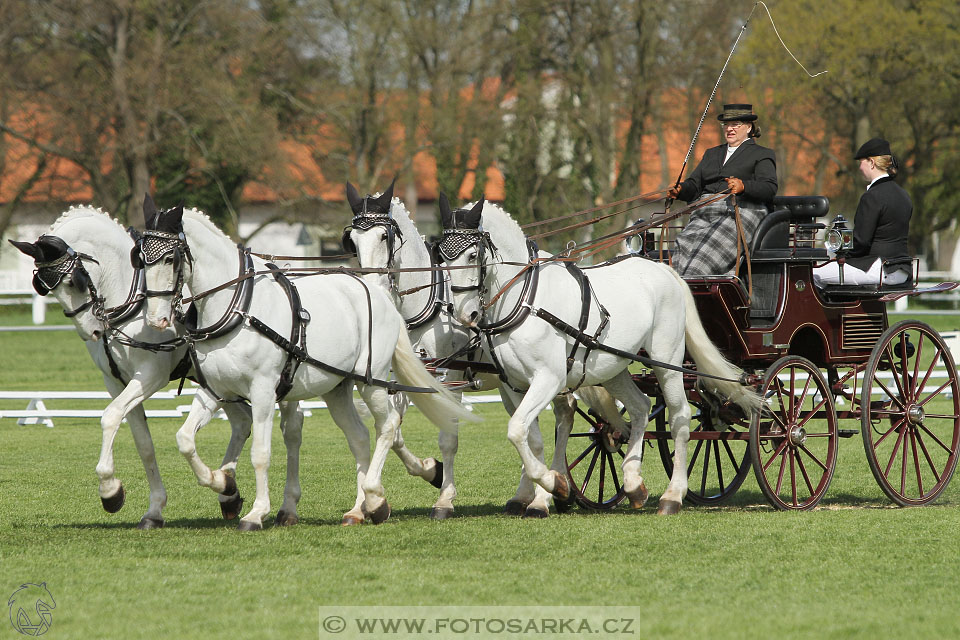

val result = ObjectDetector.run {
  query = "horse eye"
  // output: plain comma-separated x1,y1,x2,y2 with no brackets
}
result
468,250,478,261
163,255,175,264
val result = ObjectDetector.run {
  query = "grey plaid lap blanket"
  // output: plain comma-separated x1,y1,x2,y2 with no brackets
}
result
671,195,768,276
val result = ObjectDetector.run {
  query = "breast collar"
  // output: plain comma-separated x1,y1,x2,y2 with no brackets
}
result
183,245,255,340
477,239,540,334
403,243,447,330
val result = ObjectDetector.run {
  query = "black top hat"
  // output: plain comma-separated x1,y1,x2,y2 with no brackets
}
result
854,137,892,159
717,104,758,122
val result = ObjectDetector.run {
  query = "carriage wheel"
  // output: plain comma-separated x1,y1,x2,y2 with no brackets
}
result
656,396,751,505
559,405,628,510
861,320,960,506
750,356,838,510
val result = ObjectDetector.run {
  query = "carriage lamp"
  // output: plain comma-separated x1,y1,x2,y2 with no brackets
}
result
825,215,853,255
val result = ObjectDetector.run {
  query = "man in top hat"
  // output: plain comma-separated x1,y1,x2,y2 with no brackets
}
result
668,103,778,276
813,137,912,287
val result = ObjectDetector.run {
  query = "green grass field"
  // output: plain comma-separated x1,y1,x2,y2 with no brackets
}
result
1,305,959,639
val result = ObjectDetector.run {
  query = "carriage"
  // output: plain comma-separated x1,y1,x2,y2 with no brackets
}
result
550,195,960,511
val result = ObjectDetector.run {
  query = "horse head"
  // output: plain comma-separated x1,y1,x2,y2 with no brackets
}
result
342,179,403,290
138,194,191,330
9,234,106,340
436,193,488,327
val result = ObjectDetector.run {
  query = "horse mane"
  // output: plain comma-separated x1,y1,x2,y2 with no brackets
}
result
388,197,419,239
477,200,526,257
49,205,126,235
182,207,230,241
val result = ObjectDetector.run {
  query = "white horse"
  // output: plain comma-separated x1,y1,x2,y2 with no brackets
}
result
341,182,476,519
139,199,478,530
343,183,630,517
9,206,253,529
441,200,761,514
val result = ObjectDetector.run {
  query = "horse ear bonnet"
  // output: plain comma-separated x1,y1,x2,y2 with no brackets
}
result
345,182,364,215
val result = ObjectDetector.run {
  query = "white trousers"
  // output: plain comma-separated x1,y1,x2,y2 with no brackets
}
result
813,257,910,287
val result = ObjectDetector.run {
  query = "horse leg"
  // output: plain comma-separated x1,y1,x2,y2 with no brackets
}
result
96,376,165,522
546,393,578,514
175,389,233,494
238,393,278,531
216,402,253,520
383,392,448,492
601,370,652,509
524,410,555,518
504,376,567,505
275,401,303,526
498,387,533,514
655,367,691,515
357,384,401,524
429,430,459,520
324,382,371,526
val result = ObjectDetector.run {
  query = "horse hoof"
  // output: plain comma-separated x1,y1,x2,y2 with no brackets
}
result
237,519,263,532
626,482,649,509
503,500,529,516
219,493,244,520
553,496,575,514
426,459,444,490
275,510,299,527
101,485,125,513
136,517,164,530
430,506,455,520
522,507,549,519
657,499,682,515
551,472,571,502
220,471,238,496
341,514,364,526
362,500,391,525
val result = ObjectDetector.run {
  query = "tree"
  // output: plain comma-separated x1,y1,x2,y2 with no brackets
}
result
0,0,290,236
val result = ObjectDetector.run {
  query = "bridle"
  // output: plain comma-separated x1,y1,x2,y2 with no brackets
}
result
439,226,499,310
31,238,104,320
341,199,404,294
131,229,193,312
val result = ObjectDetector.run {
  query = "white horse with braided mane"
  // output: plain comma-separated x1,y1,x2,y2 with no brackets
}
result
441,199,762,514
139,198,477,530
9,206,253,529
343,182,629,518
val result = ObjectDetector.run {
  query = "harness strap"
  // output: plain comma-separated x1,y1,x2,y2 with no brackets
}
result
184,247,255,340
245,315,437,394
265,264,311,402
532,307,744,384
403,244,446,330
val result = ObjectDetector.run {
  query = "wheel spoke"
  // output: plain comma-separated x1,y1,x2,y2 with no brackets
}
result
917,379,953,408
883,425,908,478
898,337,912,399
900,426,909,495
568,441,597,471
701,438,712,496
721,439,740,470
917,423,954,454
875,417,906,448
580,447,601,494
909,428,923,496
687,439,705,476
798,443,828,472
714,441,725,491
606,451,622,494
873,375,906,411
913,428,942,483
796,394,829,429
912,333,924,392
795,447,816,495
914,347,942,400
774,446,788,495
794,374,814,421
882,344,908,401
790,448,798,507
598,451,606,503
764,437,790,472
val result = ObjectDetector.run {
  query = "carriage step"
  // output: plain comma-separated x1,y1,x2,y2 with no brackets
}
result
838,429,859,438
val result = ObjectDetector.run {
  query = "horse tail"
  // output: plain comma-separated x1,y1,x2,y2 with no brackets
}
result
392,328,481,432
667,267,763,416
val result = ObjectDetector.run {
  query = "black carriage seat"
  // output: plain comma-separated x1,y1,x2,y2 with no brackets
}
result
742,196,830,324
750,195,830,258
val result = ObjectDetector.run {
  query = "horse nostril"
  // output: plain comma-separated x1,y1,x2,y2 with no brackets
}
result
92,330,102,341
469,311,479,323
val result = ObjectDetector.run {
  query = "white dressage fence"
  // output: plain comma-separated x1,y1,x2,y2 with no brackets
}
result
0,386,503,428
